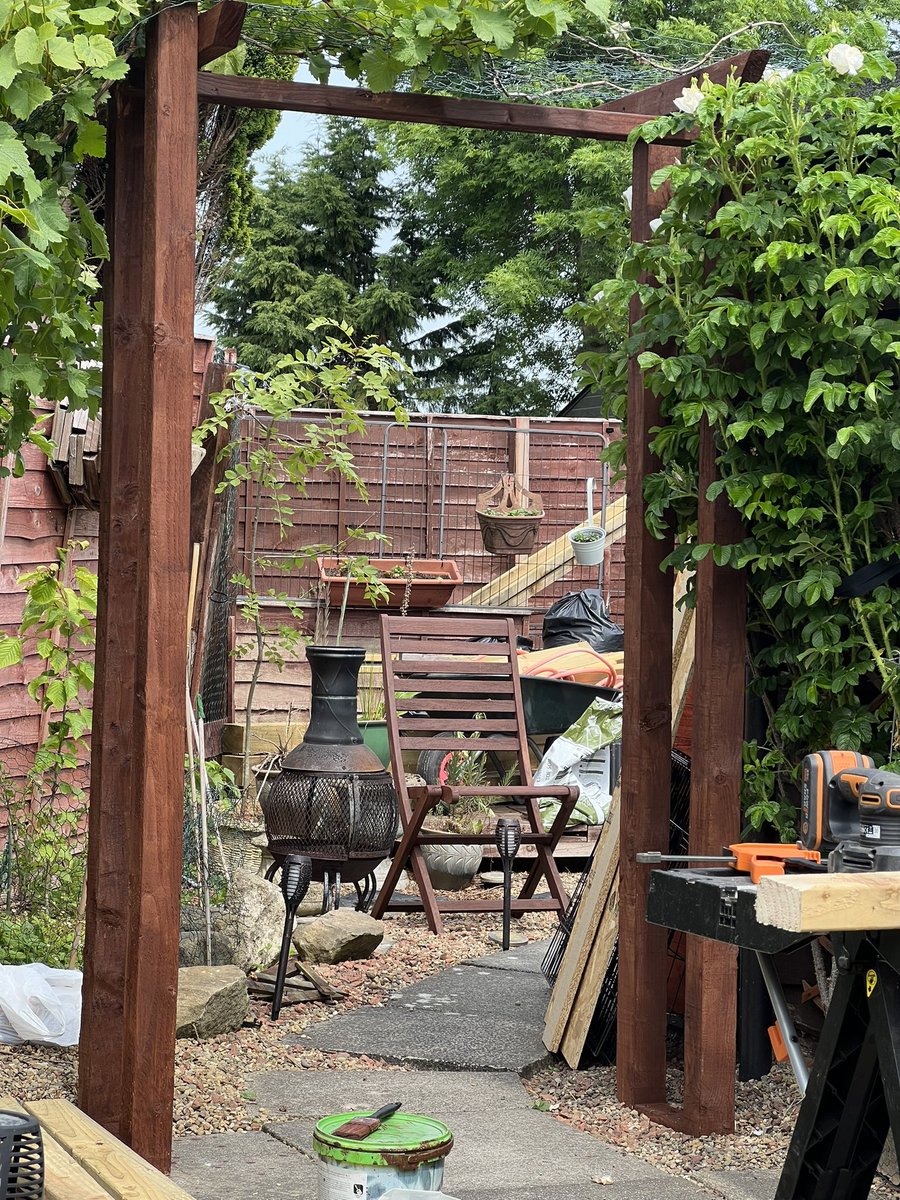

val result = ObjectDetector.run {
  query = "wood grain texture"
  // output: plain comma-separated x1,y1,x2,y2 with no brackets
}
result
24,1100,195,1200
681,419,746,1135
756,873,900,932
196,0,246,67
115,4,198,1169
0,1096,113,1200
195,74,697,144
616,139,679,1110
79,81,146,1139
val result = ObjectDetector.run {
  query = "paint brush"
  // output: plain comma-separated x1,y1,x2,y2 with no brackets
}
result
332,1102,402,1140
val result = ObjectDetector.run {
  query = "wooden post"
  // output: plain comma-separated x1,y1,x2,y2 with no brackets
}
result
79,3,198,1171
79,80,146,1141
682,420,745,1133
616,140,678,1111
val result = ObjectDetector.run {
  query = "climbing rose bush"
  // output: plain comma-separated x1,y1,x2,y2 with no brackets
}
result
581,26,900,836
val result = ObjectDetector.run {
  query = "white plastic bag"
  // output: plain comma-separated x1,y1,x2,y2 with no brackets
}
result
0,963,82,1046
533,696,623,829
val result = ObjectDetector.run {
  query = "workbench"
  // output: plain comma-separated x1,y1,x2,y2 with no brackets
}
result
645,868,900,1200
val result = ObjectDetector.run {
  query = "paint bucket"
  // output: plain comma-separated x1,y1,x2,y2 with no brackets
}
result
315,1111,453,1200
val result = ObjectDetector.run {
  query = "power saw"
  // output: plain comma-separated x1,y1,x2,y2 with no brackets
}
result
801,749,900,872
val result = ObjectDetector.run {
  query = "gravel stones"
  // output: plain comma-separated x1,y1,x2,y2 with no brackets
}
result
292,909,384,964
176,966,250,1039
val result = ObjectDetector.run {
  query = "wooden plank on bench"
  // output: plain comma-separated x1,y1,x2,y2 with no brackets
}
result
0,1096,112,1200
24,1099,194,1200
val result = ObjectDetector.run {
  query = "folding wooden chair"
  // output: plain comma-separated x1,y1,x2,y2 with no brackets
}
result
371,614,579,935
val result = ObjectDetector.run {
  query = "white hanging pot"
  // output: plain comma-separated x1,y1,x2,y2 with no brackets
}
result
568,477,607,566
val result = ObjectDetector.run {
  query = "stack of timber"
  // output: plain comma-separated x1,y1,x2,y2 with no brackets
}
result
542,580,694,1068
0,1096,198,1200
47,406,101,510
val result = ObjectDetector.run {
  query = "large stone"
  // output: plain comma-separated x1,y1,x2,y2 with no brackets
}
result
176,966,249,1039
292,909,384,964
220,869,286,971
179,928,238,968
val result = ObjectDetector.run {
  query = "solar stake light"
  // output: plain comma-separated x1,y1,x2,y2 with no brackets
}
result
495,817,522,951
0,1111,44,1200
272,853,313,1019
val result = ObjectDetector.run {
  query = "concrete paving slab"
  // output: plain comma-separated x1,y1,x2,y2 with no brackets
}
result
300,965,551,1071
253,1069,713,1200
462,939,550,974
693,1168,778,1200
171,1131,318,1200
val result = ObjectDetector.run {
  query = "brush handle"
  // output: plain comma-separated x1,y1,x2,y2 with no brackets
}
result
369,1102,402,1122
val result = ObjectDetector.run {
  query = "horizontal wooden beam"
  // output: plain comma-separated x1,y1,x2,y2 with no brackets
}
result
195,73,696,144
756,872,900,932
197,1,246,68
599,49,768,115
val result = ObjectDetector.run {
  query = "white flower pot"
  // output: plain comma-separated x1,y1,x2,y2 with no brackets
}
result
569,527,606,566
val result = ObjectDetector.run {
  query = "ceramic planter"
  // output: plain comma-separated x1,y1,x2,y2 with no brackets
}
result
317,558,462,609
476,474,544,556
568,526,606,566
420,841,483,890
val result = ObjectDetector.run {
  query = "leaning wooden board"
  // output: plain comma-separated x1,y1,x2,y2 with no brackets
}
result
0,1097,196,1200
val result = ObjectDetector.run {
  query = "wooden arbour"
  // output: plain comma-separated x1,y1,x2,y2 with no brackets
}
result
80,1,766,1167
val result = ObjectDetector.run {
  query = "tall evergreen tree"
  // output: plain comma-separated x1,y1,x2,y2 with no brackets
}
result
211,120,425,371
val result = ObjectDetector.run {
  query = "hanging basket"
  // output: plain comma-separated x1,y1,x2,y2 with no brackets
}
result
476,475,544,556
568,476,607,565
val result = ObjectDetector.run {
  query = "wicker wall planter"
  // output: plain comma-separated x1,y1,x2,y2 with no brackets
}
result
476,474,544,555
317,558,462,609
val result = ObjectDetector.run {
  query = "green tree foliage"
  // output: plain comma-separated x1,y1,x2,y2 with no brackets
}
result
197,43,298,307
211,119,426,369
0,0,137,468
582,25,900,834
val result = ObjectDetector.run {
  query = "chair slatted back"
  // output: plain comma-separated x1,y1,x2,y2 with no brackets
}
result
380,615,533,789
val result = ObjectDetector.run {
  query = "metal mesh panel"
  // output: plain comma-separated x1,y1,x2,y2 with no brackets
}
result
262,770,397,865
198,448,239,723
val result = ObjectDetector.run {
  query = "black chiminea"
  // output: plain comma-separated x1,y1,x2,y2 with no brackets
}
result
261,645,398,911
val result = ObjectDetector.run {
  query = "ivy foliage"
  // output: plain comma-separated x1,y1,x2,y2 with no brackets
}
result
580,25,900,835
0,0,139,469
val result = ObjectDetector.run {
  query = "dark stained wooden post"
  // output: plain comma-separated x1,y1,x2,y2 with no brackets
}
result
682,421,745,1132
79,2,198,1171
79,79,146,1141
616,140,678,1112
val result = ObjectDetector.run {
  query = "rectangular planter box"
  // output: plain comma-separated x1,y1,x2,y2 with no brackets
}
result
317,557,462,609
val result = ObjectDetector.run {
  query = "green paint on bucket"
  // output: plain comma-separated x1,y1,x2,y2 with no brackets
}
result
315,1112,453,1199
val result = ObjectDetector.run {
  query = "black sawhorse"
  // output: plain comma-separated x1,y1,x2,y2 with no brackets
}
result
776,929,900,1199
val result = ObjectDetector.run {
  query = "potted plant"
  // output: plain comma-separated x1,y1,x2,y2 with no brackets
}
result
358,659,390,768
194,322,410,865
476,474,544,555
316,555,462,609
420,744,494,890
568,525,606,566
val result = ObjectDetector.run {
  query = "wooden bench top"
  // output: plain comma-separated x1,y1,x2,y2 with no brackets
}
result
0,1096,196,1200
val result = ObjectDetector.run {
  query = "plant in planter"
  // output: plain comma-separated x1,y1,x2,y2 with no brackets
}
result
476,474,544,555
194,322,409,852
317,554,462,610
420,744,495,891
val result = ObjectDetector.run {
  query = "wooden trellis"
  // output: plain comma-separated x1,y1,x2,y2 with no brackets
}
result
80,2,766,1166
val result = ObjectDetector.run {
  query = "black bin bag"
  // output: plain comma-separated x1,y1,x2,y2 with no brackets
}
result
542,589,624,654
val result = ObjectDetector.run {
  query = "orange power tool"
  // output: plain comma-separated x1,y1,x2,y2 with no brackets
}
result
636,842,821,884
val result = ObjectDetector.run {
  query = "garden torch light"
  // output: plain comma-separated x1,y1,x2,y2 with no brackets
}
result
272,854,313,1020
0,1110,44,1200
495,818,522,951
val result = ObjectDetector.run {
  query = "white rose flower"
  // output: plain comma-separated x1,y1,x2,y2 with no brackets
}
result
826,43,864,75
649,218,662,233
763,66,793,82
674,83,704,114
622,185,633,210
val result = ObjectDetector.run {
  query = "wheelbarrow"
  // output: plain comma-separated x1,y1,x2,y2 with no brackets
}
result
414,673,620,784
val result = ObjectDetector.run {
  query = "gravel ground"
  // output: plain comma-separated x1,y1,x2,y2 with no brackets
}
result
2,900,895,1192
